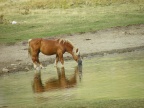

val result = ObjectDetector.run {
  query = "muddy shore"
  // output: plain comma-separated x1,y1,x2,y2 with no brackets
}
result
0,24,144,73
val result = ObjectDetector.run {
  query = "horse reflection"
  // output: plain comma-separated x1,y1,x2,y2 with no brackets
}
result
32,66,82,93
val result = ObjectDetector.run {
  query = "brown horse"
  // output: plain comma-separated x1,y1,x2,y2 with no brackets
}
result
28,38,80,68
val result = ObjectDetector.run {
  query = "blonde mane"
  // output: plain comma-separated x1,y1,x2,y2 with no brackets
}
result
57,38,74,47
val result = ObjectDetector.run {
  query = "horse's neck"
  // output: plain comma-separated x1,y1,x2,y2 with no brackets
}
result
65,43,73,54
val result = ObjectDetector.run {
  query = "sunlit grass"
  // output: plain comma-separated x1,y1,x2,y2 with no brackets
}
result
0,2,144,44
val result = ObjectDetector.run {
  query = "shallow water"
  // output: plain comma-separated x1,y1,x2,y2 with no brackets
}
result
0,51,144,107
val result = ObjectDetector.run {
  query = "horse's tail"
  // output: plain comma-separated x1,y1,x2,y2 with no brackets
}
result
28,39,32,57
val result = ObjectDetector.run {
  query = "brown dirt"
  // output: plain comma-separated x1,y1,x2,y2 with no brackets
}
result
0,24,144,73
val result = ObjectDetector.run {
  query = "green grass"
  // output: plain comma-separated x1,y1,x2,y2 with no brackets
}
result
45,99,144,108
0,2,144,44
11,99,144,108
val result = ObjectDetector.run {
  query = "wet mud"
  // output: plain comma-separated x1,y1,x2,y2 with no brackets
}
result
1,45,144,74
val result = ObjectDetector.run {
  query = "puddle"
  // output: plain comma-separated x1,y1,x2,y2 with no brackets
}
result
0,51,144,107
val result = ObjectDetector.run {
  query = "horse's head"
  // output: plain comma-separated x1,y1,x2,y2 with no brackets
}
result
59,39,81,63
72,47,81,62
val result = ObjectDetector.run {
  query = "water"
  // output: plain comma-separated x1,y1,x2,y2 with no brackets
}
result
0,51,144,107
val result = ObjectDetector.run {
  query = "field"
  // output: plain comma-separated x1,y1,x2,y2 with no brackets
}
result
0,0,144,44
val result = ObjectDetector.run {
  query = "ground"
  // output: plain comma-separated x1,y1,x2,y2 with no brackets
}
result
0,24,144,73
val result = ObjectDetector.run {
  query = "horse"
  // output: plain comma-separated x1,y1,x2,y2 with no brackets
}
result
28,38,80,68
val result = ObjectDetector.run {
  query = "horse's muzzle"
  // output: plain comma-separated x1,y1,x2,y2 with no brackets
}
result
78,59,82,66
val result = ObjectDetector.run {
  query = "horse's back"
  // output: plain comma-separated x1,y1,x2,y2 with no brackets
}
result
28,38,42,53
40,39,60,55
41,39,57,46
29,38,42,47
29,38,65,55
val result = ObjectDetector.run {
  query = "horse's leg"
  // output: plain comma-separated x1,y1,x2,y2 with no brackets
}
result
54,54,59,67
38,59,44,69
36,53,45,69
58,52,64,67
32,55,39,69
31,51,41,69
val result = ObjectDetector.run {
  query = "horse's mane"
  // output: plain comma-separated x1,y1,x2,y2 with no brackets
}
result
57,38,74,47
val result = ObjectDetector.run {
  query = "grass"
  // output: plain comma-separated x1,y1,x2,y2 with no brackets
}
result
11,99,144,108
46,99,144,108
0,1,144,44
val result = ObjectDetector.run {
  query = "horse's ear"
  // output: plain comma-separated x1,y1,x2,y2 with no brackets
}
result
76,48,78,53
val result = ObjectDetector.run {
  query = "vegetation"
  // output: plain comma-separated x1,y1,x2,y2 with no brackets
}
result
0,0,144,44
11,99,144,108
1,0,144,9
